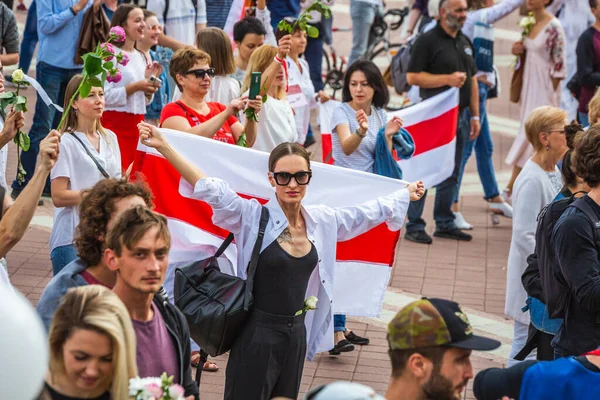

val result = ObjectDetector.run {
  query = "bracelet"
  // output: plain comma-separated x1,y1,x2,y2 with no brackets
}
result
471,116,480,121
70,6,78,15
354,128,366,139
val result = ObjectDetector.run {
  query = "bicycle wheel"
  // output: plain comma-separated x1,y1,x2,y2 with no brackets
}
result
368,43,406,111
322,47,331,80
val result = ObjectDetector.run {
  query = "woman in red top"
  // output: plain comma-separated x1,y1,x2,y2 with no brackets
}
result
161,48,262,146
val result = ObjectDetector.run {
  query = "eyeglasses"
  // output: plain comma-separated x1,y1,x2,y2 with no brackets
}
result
270,171,312,186
186,68,215,80
546,129,566,135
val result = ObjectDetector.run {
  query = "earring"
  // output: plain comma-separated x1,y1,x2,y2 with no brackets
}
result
546,145,549,151
74,109,78,116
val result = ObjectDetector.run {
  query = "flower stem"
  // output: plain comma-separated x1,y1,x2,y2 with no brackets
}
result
57,85,81,132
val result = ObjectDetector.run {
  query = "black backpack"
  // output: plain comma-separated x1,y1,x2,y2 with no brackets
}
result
389,37,416,95
534,194,600,319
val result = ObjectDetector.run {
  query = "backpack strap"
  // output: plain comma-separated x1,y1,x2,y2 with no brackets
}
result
69,133,110,179
163,0,169,34
571,197,600,248
243,206,270,311
214,233,234,258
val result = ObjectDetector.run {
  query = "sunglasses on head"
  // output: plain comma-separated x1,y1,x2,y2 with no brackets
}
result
186,68,216,79
270,171,312,186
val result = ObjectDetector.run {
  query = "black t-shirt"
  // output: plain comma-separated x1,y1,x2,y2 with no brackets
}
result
473,357,600,400
44,383,110,400
407,23,477,110
552,195,600,356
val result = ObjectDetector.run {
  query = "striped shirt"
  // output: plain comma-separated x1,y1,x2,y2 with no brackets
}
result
331,102,387,173
206,0,233,29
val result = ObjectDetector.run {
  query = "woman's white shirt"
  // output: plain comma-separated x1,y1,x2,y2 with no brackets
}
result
105,49,153,114
49,131,122,252
191,177,410,360
287,56,317,145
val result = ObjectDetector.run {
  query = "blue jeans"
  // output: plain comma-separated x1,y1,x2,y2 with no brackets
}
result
455,81,500,202
12,62,80,192
304,21,324,92
406,109,470,233
19,0,38,74
334,314,346,332
579,111,589,127
50,244,78,276
348,0,379,66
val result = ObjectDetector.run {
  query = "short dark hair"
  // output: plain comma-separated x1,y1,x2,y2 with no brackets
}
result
560,121,585,189
105,206,170,257
268,142,311,172
342,60,390,109
233,16,267,43
572,126,600,188
591,0,597,9
75,179,154,266
389,347,448,377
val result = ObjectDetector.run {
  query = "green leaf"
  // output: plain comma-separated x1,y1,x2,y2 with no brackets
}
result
103,61,114,71
102,70,107,84
88,76,102,88
18,131,30,151
0,92,15,100
307,25,319,38
236,132,247,147
79,80,92,98
14,95,27,113
84,53,103,76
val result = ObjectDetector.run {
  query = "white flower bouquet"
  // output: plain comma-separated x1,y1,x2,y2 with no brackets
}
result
129,373,185,400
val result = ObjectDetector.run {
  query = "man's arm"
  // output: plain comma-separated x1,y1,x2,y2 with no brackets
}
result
195,0,207,33
469,76,480,140
38,0,90,36
473,361,538,400
577,31,600,87
0,131,60,258
158,32,194,51
0,9,19,67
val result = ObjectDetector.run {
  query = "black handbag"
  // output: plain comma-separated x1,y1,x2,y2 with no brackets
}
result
173,207,269,357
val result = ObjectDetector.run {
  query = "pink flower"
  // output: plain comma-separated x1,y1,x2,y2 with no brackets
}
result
118,52,130,67
106,70,122,83
145,383,163,398
100,42,115,61
109,26,126,43
168,384,185,399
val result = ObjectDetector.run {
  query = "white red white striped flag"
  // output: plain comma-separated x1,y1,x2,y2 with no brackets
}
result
132,132,410,317
320,88,460,189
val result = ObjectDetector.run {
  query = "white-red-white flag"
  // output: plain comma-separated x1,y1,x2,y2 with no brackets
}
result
132,132,411,316
320,88,459,189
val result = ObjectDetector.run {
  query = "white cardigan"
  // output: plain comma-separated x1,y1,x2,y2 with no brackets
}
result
505,159,563,324
191,177,410,360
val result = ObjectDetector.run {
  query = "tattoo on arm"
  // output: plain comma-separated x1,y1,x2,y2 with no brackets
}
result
277,227,292,244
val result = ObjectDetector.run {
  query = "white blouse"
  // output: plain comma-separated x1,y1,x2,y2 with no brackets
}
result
190,177,410,360
105,48,153,115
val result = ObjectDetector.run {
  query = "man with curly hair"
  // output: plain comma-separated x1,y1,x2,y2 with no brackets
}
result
36,178,153,330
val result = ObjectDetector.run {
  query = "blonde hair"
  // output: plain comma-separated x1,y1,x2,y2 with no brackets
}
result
241,45,285,100
48,286,138,400
588,87,600,126
196,27,236,76
524,106,567,151
62,75,108,140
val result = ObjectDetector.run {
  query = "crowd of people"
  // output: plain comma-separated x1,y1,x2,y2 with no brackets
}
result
0,0,599,398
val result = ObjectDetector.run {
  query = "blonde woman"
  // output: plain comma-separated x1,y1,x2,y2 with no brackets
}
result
173,28,240,106
240,35,297,153
39,285,137,400
585,87,600,127
50,75,122,276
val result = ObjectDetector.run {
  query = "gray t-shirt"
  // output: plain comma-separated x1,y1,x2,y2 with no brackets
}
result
331,102,387,173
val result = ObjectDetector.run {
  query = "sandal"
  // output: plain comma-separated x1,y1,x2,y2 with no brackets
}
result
190,351,219,372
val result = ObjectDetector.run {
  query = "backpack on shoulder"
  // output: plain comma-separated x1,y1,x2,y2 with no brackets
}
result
389,36,417,95
533,194,600,319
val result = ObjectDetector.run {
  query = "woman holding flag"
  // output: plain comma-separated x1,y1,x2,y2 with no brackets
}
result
137,121,424,400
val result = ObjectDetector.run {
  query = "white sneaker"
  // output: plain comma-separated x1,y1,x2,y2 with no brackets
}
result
490,201,513,218
453,211,473,230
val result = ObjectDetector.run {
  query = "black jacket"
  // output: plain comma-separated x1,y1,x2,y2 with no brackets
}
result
153,294,199,400
576,27,600,88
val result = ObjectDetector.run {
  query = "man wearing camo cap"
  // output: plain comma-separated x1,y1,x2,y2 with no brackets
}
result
385,297,501,400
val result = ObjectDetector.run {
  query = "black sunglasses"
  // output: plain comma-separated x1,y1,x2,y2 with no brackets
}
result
186,68,216,79
270,171,312,186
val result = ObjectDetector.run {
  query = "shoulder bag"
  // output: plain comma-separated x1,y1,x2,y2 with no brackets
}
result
174,206,269,357
69,133,110,179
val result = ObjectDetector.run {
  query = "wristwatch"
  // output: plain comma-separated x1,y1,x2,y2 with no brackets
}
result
355,128,366,138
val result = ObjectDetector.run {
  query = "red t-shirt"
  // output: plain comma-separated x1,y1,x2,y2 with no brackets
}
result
79,270,113,288
160,101,238,145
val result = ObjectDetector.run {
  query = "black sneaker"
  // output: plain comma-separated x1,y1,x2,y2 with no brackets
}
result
345,331,369,345
404,230,433,244
328,339,355,355
303,135,316,148
433,228,473,241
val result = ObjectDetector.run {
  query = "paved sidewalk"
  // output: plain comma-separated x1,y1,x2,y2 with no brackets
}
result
4,1,524,398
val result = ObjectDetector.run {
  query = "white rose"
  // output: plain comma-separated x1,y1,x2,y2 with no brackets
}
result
11,69,24,83
518,17,529,28
305,296,318,310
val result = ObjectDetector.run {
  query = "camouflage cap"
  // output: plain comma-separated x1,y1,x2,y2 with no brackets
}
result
387,298,500,351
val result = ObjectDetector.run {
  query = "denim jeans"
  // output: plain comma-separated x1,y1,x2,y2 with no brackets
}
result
305,21,324,92
50,244,78,276
334,314,346,332
348,0,379,66
579,111,589,127
455,81,500,202
12,62,80,192
19,0,38,74
322,14,333,46
406,109,470,233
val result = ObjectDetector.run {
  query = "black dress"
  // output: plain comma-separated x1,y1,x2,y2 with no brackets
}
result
225,240,319,400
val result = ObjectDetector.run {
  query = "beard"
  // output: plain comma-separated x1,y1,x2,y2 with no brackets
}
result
445,13,465,31
421,365,468,400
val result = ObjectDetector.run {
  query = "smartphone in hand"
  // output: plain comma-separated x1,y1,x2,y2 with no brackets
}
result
249,72,261,100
